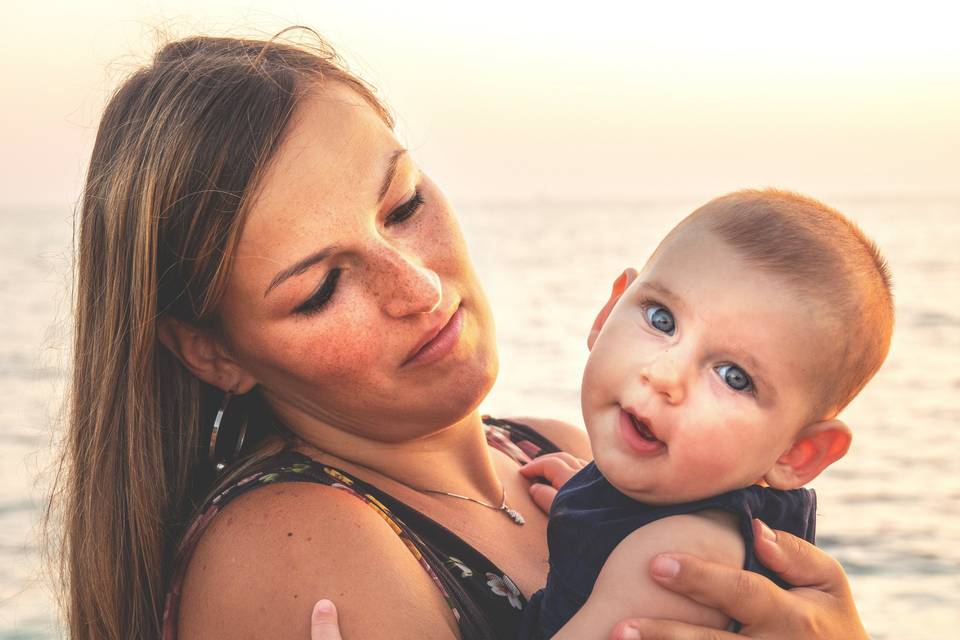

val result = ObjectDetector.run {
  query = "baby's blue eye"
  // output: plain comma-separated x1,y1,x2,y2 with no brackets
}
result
644,304,675,335
717,364,753,392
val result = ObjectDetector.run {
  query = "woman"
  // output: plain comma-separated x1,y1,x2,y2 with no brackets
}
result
54,29,868,639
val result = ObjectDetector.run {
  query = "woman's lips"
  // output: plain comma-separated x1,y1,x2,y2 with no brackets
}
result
401,305,464,368
618,407,666,456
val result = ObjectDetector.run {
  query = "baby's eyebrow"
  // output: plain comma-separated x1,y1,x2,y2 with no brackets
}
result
641,281,685,311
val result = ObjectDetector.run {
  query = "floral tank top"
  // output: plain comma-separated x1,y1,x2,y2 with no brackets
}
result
161,416,561,640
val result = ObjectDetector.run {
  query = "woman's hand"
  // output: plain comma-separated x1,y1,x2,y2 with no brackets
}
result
519,452,588,514
311,600,343,640
609,520,869,639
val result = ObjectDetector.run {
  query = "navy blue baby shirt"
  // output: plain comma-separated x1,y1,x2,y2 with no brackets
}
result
519,462,816,639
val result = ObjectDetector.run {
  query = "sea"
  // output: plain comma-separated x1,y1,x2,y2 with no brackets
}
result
1,197,958,639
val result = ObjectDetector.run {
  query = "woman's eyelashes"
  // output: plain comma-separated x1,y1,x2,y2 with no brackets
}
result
716,363,754,394
292,190,425,316
643,302,676,335
295,268,342,316
385,189,425,226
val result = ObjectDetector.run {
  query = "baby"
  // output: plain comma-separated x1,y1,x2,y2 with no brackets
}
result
519,189,894,638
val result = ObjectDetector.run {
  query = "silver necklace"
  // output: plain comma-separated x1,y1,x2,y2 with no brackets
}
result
297,439,525,525
420,485,526,526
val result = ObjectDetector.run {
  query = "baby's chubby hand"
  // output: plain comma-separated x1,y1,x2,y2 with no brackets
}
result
519,452,589,514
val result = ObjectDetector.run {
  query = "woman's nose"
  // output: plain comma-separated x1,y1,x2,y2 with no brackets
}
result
375,248,442,318
641,348,687,404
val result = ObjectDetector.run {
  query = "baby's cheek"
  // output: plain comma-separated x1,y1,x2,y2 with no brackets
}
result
680,433,751,489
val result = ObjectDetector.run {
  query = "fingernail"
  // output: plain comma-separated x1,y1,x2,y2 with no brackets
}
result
619,626,642,640
651,554,681,578
314,599,334,615
757,519,777,542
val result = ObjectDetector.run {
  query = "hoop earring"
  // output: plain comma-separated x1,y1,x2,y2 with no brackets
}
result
209,389,247,473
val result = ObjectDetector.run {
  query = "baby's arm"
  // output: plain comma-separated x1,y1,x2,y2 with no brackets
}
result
553,509,745,640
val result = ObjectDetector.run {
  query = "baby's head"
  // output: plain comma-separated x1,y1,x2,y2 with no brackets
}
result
581,189,893,504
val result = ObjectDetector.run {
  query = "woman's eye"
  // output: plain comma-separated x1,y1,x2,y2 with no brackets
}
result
644,304,676,335
385,189,425,226
295,268,342,315
716,363,753,393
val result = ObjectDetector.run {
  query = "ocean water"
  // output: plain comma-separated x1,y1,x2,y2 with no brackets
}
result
1,198,958,639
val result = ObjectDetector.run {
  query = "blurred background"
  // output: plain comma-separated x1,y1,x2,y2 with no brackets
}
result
1,1,958,638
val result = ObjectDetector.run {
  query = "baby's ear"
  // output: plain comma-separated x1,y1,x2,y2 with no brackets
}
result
588,268,637,350
763,420,851,490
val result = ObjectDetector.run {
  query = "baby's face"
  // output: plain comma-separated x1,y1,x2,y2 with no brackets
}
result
581,223,839,504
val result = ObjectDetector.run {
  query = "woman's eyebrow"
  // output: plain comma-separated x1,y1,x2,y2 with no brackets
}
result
264,245,339,297
378,148,408,203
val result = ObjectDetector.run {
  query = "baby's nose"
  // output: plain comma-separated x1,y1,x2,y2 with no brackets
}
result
643,349,687,404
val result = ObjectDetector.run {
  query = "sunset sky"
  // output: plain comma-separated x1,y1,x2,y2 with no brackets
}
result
2,0,958,207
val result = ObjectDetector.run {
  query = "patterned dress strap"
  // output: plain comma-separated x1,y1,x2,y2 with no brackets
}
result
482,415,563,463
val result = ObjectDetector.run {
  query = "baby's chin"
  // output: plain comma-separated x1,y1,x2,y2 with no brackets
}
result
613,481,740,505
596,455,759,505
613,480,701,506
590,453,677,505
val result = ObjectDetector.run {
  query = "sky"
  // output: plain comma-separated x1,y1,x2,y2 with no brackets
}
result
1,0,959,208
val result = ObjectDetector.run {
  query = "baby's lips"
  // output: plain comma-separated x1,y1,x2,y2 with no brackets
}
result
621,405,662,441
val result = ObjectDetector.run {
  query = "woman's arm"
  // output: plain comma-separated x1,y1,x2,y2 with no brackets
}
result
609,520,869,640
178,482,459,640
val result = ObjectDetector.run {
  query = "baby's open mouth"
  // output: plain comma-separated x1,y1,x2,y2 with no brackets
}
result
628,413,660,442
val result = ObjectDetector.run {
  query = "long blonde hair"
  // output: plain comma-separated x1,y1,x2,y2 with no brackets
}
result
49,28,392,640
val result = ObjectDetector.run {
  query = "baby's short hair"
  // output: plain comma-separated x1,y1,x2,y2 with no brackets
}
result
681,188,894,417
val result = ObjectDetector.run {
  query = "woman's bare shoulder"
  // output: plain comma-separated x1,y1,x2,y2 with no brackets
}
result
177,481,458,640
505,415,592,459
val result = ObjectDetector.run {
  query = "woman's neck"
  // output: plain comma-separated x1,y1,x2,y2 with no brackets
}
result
288,410,505,506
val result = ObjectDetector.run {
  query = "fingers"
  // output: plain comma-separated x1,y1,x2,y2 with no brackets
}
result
518,453,586,489
647,553,785,627
311,600,343,640
528,482,558,514
609,618,741,640
520,454,587,514
751,519,849,594
518,453,584,477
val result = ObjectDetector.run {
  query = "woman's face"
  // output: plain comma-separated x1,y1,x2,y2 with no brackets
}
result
216,83,498,442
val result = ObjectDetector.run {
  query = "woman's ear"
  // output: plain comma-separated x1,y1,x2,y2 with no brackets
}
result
764,419,852,489
157,316,257,393
587,268,637,350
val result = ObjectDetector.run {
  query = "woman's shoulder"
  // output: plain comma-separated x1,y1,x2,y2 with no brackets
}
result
175,477,458,640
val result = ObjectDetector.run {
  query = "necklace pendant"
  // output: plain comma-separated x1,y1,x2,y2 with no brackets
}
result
502,505,525,525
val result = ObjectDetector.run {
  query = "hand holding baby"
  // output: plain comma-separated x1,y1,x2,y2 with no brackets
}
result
610,520,868,639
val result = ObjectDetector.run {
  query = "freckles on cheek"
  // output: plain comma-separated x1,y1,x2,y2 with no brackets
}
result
268,329,379,379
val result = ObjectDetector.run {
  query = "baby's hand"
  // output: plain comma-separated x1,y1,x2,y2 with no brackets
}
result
519,452,588,514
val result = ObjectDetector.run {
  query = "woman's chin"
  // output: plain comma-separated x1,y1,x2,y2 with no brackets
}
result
453,351,499,416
